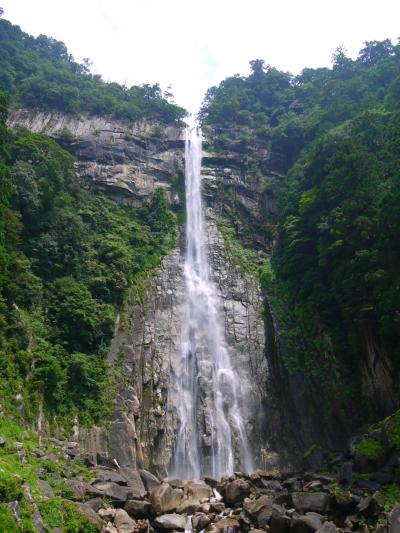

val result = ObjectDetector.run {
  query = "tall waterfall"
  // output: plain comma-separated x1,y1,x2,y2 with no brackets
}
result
171,128,253,479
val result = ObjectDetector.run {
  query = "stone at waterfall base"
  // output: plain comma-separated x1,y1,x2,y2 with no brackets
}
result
153,513,187,530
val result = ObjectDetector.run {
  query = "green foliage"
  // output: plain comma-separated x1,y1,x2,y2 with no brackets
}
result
387,411,400,449
39,500,100,532
0,18,186,124
217,218,259,276
354,439,385,459
0,416,101,531
0,95,177,425
202,40,400,416
381,484,400,512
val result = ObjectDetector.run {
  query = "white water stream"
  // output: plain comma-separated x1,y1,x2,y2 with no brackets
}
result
171,128,253,479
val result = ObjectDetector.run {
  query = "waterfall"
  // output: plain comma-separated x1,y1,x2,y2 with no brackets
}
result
171,128,253,479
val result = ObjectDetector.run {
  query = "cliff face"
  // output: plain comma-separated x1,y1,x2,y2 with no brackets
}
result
8,108,183,205
7,109,270,471
80,214,268,477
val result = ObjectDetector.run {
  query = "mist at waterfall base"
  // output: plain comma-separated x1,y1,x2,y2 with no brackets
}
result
170,128,254,479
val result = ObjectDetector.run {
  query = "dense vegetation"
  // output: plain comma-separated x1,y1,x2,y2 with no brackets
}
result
201,40,400,420
0,16,186,124
0,92,177,427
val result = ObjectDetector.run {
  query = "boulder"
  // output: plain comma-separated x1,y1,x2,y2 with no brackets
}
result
187,480,212,501
176,498,202,514
291,514,322,533
210,502,226,513
119,468,147,498
153,513,187,530
85,497,103,512
37,479,54,499
92,481,132,502
292,492,330,514
269,503,290,533
139,469,160,492
389,505,400,533
124,499,153,518
150,482,183,513
192,513,211,530
95,468,128,486
203,476,219,488
224,479,250,506
98,508,116,521
66,479,103,501
243,495,273,527
357,491,384,517
114,508,137,533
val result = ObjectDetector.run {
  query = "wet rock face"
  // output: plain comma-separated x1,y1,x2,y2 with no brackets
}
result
7,108,184,205
79,210,268,475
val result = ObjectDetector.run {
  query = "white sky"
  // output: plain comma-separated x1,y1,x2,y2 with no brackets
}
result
2,0,400,117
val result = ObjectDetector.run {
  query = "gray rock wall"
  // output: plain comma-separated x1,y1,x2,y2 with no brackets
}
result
81,213,269,476
7,108,184,205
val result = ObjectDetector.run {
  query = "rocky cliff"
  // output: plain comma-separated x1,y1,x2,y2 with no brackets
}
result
7,109,272,472
80,213,269,477
8,108,183,206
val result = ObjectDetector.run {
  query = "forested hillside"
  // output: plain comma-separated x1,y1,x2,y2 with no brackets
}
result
200,40,400,424
0,16,185,124
0,18,180,429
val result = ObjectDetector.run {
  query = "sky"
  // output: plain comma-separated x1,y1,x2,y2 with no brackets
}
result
2,0,400,117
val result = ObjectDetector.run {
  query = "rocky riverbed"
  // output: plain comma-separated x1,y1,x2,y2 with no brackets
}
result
0,409,399,531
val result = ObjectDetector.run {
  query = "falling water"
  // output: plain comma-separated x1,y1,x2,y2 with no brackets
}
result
171,128,253,479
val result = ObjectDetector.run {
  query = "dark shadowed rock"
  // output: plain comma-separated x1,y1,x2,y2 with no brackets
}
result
203,476,219,488
125,499,153,518
357,491,384,517
291,511,324,533
139,469,160,491
224,479,251,506
150,482,183,513
338,462,353,487
269,503,290,533
243,495,273,527
315,523,338,533
303,447,324,472
153,513,187,530
292,492,330,514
